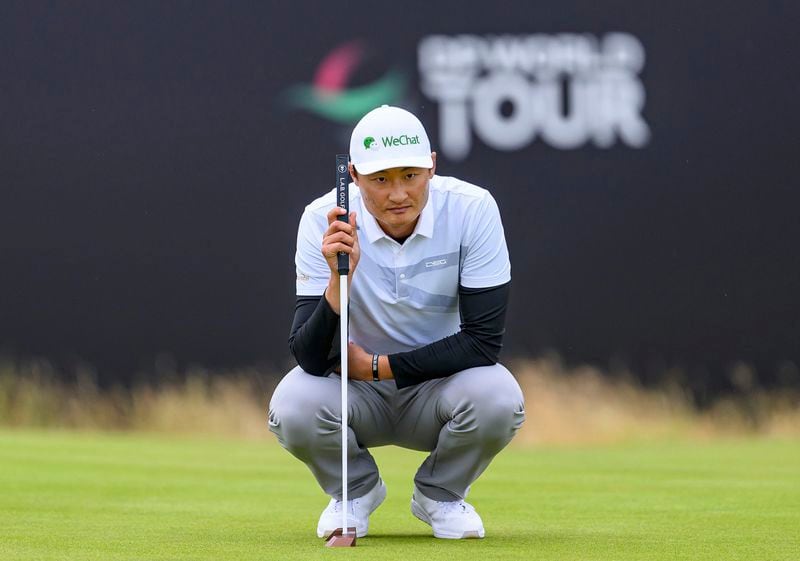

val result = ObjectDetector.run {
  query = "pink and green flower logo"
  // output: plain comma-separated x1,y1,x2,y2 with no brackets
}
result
280,40,406,123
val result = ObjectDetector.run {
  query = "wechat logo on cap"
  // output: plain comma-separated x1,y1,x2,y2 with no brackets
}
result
363,136,378,150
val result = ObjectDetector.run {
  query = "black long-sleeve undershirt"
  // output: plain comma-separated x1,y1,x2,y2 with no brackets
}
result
287,294,342,376
287,282,510,388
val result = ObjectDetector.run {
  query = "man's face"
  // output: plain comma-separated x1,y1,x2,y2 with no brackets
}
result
351,153,436,240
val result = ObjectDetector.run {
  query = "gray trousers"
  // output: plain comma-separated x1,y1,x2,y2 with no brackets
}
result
268,364,525,501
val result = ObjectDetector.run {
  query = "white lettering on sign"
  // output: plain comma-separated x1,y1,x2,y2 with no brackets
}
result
418,33,651,159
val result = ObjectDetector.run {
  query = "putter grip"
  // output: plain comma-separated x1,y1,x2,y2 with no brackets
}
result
335,154,350,275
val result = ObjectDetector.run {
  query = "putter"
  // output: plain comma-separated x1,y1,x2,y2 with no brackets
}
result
326,154,357,548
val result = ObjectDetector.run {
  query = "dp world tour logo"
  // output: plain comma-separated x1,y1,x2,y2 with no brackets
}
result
281,41,406,124
419,33,651,159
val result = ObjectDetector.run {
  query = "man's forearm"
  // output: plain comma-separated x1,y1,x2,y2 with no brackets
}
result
324,273,358,314
324,276,342,314
387,282,510,389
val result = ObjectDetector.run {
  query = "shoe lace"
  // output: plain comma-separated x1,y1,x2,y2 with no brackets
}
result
330,499,356,515
438,500,472,516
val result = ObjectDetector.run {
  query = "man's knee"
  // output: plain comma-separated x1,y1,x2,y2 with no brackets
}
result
444,364,526,441
268,367,340,452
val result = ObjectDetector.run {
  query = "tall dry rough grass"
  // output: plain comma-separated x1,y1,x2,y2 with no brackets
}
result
0,358,275,439
511,356,800,444
1,356,798,444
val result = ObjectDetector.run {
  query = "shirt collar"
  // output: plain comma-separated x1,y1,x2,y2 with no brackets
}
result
359,195,387,244
414,190,434,239
358,185,434,244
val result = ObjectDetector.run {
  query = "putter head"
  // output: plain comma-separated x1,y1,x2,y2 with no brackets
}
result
325,527,357,547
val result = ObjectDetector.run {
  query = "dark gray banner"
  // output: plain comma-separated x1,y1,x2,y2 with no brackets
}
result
0,1,797,392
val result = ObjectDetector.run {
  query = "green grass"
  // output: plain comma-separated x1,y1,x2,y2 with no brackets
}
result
0,430,798,561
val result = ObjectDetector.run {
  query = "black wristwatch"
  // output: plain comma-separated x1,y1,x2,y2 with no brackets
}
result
371,354,380,382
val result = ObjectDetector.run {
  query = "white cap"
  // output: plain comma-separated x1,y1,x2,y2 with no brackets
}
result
349,105,433,174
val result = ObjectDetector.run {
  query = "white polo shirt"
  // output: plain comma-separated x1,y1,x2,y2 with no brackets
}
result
295,175,511,355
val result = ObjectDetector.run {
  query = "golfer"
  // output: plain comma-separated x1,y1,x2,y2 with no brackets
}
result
269,105,525,540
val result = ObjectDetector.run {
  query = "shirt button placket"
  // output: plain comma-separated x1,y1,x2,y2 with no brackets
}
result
396,245,406,299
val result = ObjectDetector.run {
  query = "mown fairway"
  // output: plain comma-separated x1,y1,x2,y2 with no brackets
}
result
0,430,798,561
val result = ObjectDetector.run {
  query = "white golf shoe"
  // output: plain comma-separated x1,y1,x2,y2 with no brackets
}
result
411,487,485,539
316,479,387,538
